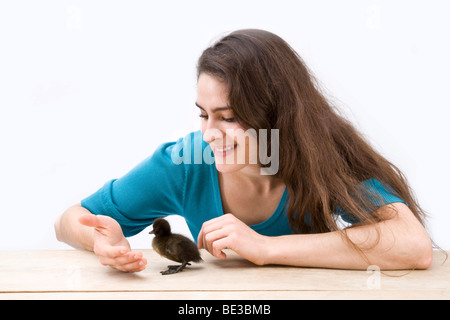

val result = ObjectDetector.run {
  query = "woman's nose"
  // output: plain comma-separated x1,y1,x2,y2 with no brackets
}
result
203,134,215,143
203,127,223,144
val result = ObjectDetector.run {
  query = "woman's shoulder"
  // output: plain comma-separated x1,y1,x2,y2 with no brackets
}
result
358,178,406,206
337,178,408,224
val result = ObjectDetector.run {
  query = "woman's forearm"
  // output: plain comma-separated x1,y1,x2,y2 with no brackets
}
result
54,203,95,251
264,203,433,270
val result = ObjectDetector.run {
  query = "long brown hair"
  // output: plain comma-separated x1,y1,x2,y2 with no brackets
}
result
197,29,428,238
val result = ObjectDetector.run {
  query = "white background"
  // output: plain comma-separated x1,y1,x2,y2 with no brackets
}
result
0,0,449,251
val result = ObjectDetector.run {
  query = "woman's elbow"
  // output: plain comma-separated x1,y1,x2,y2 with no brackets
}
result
54,218,61,242
404,233,433,269
392,204,433,269
54,203,82,244
413,237,433,269
54,213,66,243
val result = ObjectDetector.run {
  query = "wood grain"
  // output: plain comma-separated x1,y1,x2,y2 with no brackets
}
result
0,249,448,299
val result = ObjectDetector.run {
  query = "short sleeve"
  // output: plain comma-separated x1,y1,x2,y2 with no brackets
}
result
81,139,187,237
337,179,407,224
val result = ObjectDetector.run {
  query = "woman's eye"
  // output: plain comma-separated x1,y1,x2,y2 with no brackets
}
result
198,114,235,123
222,117,235,123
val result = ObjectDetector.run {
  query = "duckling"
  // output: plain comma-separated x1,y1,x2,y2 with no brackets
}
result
149,218,202,275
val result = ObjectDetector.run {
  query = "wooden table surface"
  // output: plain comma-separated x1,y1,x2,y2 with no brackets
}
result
0,249,449,300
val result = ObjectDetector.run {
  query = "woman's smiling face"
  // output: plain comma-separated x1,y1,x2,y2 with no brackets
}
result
196,73,258,174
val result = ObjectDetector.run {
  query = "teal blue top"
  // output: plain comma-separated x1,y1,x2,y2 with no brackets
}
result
81,131,406,242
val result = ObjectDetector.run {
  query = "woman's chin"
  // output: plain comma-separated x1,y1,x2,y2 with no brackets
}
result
214,162,247,174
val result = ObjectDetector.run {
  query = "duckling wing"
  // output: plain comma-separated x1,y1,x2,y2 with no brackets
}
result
166,235,201,263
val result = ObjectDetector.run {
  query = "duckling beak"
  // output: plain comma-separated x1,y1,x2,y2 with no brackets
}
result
149,230,154,235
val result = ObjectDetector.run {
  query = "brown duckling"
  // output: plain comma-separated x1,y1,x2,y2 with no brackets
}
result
149,218,202,275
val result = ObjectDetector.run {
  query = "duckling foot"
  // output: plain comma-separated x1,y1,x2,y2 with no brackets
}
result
160,262,191,275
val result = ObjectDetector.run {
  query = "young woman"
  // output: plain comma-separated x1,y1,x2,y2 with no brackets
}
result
55,29,433,272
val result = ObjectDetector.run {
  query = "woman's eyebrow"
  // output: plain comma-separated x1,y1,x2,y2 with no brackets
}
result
195,102,231,113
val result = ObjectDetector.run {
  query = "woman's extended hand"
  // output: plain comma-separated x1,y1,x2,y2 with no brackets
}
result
197,213,269,265
78,214,147,272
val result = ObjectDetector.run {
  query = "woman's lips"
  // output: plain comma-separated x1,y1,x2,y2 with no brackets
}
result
216,145,235,152
213,144,236,156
